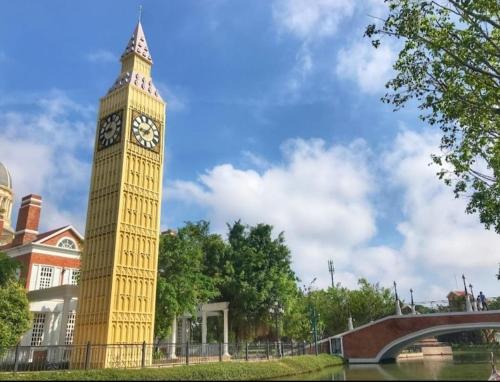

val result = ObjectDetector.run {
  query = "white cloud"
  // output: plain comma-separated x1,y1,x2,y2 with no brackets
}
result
272,0,356,40
85,49,116,63
285,43,314,97
336,40,396,94
0,90,94,233
385,130,500,270
167,130,500,300
168,137,378,289
271,0,397,97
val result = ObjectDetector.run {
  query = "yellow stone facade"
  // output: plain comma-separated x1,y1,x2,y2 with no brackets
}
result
72,22,165,368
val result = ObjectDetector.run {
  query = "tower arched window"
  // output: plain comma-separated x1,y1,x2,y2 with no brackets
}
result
58,238,77,250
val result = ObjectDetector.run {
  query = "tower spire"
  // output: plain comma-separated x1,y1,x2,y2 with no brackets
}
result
138,5,143,23
121,19,153,63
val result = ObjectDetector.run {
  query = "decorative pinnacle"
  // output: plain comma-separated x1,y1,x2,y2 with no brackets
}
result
138,5,143,23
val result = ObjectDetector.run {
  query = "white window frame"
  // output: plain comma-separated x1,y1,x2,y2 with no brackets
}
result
38,266,53,290
31,313,46,346
64,312,76,345
70,269,80,285
56,237,77,250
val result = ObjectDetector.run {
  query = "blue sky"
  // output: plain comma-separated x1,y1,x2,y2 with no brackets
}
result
1,0,498,302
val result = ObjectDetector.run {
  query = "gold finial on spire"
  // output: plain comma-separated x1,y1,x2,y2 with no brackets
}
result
138,4,143,23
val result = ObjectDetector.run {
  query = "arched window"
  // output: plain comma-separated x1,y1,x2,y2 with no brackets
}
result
58,238,77,250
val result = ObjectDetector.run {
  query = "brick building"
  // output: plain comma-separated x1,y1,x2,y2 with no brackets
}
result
0,173,83,347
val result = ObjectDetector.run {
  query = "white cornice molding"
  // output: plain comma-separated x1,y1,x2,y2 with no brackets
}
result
15,229,39,235
5,242,81,260
33,225,84,244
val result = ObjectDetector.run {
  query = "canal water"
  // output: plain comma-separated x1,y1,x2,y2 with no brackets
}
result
276,351,498,380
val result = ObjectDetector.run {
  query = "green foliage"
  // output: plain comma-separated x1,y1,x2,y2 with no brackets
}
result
154,222,220,340
218,221,300,341
0,252,31,350
0,252,21,286
304,279,394,338
0,355,343,381
488,296,500,310
366,0,500,232
154,221,399,342
349,279,394,326
0,282,32,349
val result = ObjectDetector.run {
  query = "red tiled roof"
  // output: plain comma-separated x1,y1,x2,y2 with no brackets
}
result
447,290,466,298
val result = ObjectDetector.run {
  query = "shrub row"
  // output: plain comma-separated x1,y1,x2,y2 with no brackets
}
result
0,354,344,381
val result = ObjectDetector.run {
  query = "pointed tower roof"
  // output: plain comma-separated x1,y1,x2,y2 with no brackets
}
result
121,22,153,63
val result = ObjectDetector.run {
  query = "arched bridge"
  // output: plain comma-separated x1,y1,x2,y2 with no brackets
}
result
330,310,500,363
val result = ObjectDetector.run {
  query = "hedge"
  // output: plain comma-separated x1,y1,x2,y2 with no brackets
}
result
0,354,344,381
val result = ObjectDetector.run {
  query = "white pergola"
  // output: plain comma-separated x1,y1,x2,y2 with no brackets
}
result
169,301,230,358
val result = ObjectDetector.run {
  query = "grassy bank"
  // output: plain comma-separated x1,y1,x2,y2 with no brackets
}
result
0,354,343,381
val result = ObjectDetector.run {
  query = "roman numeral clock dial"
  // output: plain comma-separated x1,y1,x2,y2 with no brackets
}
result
98,111,122,149
132,114,160,150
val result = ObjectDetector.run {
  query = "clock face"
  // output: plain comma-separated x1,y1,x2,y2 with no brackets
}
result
99,112,122,148
132,114,160,149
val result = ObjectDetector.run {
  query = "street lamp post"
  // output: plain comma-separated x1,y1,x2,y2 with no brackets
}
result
462,274,473,312
269,301,284,357
309,305,319,356
346,296,354,330
394,281,402,315
469,283,477,311
410,288,416,314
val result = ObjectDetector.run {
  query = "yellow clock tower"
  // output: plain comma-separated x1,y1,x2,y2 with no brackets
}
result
73,21,165,368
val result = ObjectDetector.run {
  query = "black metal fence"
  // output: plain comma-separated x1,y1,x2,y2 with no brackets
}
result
0,340,331,372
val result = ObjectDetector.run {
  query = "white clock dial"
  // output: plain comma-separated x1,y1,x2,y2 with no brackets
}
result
132,115,160,149
99,112,122,148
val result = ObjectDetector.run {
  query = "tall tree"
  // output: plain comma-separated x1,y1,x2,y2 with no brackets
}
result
220,221,299,341
0,252,31,350
366,0,500,232
154,222,220,340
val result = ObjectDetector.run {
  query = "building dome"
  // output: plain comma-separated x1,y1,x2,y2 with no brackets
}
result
0,162,12,189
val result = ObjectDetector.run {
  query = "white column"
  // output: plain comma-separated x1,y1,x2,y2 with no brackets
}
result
181,317,186,344
43,312,57,345
58,297,71,345
202,311,207,354
411,304,416,315
169,316,177,359
347,316,354,331
223,309,229,356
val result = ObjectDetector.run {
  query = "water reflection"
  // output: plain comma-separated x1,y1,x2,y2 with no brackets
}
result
275,351,495,380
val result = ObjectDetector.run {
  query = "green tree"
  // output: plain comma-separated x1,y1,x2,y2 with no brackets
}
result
154,222,220,340
0,252,31,350
219,221,300,341
0,251,20,285
366,0,500,232
349,279,394,326
304,279,394,339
